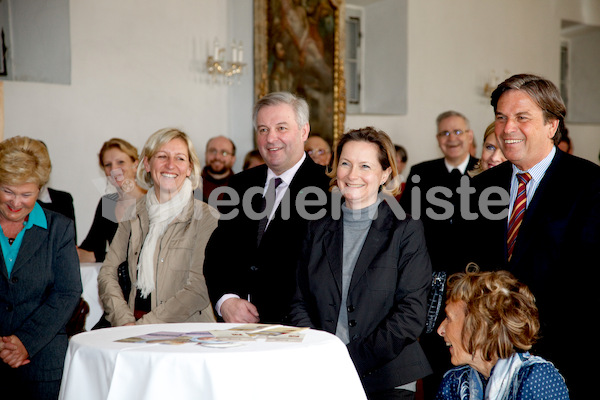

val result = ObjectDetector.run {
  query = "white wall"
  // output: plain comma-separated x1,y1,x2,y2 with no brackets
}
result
3,0,600,239
4,0,233,240
348,0,600,172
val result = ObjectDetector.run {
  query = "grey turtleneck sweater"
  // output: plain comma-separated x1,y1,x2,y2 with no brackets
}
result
335,200,380,344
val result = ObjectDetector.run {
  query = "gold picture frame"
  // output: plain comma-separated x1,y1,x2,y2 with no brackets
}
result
254,0,346,147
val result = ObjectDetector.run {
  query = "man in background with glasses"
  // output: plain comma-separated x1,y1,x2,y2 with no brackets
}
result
200,136,236,202
400,110,478,400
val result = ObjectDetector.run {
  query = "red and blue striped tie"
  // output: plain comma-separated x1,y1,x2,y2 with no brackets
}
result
507,172,532,261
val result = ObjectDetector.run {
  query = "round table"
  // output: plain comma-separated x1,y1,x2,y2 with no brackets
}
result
79,262,103,331
59,323,367,400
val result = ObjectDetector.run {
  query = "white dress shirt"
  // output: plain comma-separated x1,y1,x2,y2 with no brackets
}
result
507,146,556,224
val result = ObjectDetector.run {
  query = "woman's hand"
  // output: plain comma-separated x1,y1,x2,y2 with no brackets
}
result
77,247,96,263
0,336,30,368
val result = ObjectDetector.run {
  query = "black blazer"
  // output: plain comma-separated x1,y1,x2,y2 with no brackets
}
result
78,194,119,262
400,156,478,273
204,155,330,324
467,150,600,397
0,209,81,383
290,200,432,394
37,187,77,241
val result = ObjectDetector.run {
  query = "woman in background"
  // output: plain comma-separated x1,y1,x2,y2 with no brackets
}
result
436,266,568,400
468,122,507,177
98,128,218,325
290,127,432,400
242,149,265,170
78,138,146,263
0,136,81,400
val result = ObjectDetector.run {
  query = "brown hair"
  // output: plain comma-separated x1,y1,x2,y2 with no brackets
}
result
446,264,540,361
328,127,400,196
491,74,565,144
0,136,51,188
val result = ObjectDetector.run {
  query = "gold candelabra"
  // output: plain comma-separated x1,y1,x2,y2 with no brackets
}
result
206,39,246,84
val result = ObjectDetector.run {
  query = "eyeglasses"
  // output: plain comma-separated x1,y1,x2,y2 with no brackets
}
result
437,130,465,138
307,149,330,156
207,149,233,157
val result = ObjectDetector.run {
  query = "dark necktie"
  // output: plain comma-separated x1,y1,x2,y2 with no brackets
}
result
257,177,283,246
449,168,462,187
507,173,532,261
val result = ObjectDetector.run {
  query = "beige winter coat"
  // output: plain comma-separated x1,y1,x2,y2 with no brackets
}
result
98,194,218,326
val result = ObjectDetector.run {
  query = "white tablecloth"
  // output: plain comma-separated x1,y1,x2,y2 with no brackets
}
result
59,323,366,400
79,262,103,331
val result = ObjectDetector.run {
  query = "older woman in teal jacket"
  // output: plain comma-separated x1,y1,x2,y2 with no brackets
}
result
0,136,81,400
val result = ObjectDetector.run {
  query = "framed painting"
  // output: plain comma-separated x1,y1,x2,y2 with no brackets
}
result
254,0,346,147
0,29,6,76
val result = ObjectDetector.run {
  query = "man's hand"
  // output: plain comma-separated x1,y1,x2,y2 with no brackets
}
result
0,336,30,368
221,298,260,323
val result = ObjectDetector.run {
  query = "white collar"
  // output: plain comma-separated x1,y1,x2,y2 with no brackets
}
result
511,146,556,182
444,155,471,174
265,152,306,188
38,186,52,203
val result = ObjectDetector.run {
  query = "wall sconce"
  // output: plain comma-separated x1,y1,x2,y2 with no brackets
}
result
483,70,510,98
206,38,246,84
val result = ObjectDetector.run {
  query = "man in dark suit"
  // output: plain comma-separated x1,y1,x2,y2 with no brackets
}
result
401,110,478,273
466,74,600,398
400,111,478,400
204,92,330,324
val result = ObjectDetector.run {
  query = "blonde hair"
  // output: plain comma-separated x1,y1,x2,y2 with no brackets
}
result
468,122,495,177
136,128,201,190
446,264,539,361
0,136,52,188
98,138,140,169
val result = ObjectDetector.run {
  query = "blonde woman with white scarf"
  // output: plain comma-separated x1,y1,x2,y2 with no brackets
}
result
98,128,219,326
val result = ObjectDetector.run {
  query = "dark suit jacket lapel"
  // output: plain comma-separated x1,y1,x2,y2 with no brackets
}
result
510,151,561,265
521,150,561,223
264,156,313,236
0,252,7,279
493,163,514,267
434,159,448,176
250,166,268,249
348,203,392,294
324,217,343,296
11,225,47,275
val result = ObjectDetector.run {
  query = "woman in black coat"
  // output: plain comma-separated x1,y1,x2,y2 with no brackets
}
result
290,127,432,400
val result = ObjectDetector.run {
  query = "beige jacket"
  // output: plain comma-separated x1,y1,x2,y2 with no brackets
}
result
98,194,218,326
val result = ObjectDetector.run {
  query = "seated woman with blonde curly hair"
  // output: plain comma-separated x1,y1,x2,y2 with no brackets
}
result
436,266,569,400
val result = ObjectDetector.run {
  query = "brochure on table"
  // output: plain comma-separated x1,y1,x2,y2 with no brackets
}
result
114,324,309,347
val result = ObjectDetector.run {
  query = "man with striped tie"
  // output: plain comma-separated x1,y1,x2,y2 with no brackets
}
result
466,74,600,398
